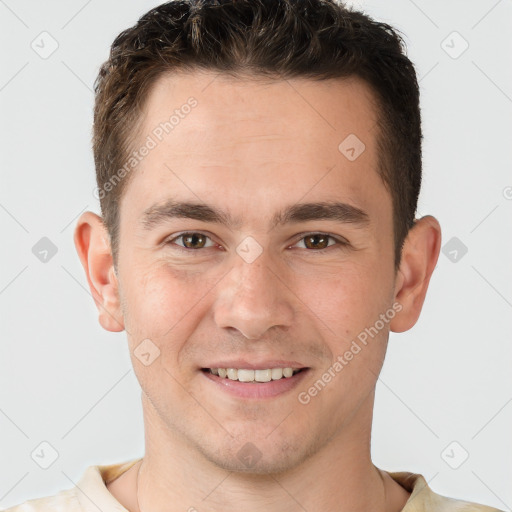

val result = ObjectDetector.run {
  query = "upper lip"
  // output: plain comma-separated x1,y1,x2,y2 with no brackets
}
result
201,360,309,370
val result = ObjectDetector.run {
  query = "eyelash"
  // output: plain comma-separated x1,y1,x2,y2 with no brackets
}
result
165,232,349,254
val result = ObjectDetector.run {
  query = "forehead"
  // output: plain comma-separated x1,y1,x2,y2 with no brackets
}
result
121,69,390,231
141,70,379,149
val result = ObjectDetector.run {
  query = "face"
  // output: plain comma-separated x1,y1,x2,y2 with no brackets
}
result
109,71,401,472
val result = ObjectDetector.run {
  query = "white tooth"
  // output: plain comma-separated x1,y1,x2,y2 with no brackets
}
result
271,368,283,380
283,367,293,378
213,367,297,381
237,369,255,382
255,369,272,382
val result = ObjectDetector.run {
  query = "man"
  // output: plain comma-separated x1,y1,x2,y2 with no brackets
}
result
4,0,504,511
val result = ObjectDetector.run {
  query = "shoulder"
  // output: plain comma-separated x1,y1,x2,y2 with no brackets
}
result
1,458,140,512
0,458,141,512
1,488,80,512
387,471,505,512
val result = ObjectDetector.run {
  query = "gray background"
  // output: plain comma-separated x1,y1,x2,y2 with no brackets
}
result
1,0,511,509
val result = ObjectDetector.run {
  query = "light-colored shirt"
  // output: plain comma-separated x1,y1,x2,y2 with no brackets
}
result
2,458,505,512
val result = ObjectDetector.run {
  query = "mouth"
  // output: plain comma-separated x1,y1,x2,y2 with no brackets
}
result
200,367,310,399
201,367,305,382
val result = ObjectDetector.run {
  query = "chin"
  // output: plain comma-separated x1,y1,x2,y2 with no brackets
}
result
196,430,320,476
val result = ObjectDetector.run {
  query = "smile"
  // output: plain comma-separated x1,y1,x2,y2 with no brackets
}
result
203,367,303,382
200,367,310,399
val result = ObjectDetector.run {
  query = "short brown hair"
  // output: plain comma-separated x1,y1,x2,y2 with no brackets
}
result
93,0,422,270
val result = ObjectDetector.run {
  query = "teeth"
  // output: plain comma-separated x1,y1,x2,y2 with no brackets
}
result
271,368,283,380
255,369,272,382
207,367,301,382
283,367,293,378
238,369,254,382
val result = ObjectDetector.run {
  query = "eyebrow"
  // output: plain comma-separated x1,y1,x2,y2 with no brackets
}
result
140,198,370,232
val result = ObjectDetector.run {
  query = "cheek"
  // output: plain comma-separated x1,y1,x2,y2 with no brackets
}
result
305,263,386,339
306,261,393,391
303,268,391,407
120,261,212,342
120,263,217,395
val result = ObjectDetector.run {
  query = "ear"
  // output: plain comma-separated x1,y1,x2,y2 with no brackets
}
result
390,215,442,333
73,211,124,332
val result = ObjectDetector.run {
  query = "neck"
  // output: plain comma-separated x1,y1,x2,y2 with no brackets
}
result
136,461,386,512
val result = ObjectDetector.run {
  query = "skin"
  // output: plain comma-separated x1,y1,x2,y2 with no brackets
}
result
75,70,441,512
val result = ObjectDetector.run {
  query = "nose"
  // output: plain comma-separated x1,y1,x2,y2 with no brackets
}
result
213,250,295,340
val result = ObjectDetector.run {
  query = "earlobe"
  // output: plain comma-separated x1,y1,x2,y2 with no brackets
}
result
74,211,125,332
389,215,442,333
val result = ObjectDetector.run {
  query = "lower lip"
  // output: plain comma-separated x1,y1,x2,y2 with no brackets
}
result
201,369,310,399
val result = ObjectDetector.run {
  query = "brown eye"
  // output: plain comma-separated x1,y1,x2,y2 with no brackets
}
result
169,233,214,250
302,234,331,250
291,233,349,253
182,233,207,249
